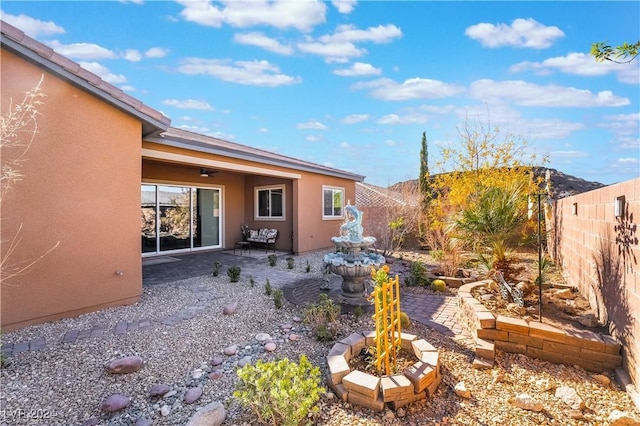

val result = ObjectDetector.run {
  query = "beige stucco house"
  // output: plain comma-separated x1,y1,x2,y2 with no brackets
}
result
0,21,363,331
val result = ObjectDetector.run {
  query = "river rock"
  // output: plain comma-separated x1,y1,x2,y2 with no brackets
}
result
101,394,130,412
264,342,277,352
209,370,223,380
186,401,226,426
223,344,238,356
255,333,271,342
150,384,171,397
210,356,224,366
135,418,153,426
160,404,171,416
223,302,238,315
184,387,203,404
107,356,144,374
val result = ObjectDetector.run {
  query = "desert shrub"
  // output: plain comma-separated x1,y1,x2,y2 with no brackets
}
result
227,266,241,282
430,249,445,261
353,305,363,322
399,311,411,328
268,254,277,267
286,256,295,269
212,261,222,277
264,279,272,296
407,261,430,287
431,279,447,292
273,289,284,309
303,293,340,341
234,355,324,426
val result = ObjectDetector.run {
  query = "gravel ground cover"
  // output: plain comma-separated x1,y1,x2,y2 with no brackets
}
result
1,251,639,425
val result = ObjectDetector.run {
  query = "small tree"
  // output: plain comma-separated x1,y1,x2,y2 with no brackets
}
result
591,40,639,64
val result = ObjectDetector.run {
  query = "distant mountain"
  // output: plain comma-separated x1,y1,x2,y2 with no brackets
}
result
388,167,605,199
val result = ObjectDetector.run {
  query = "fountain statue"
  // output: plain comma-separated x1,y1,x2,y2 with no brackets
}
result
322,202,386,298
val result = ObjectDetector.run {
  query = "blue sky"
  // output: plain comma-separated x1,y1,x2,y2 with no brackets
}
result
2,1,639,187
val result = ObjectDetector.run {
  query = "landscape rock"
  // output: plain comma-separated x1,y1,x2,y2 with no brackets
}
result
134,417,153,426
513,393,543,412
555,288,576,300
607,410,640,425
555,386,585,410
535,378,554,392
184,387,203,404
223,302,238,315
223,344,238,356
255,332,271,342
578,314,599,328
186,401,226,426
160,404,171,416
264,342,276,352
101,394,130,412
454,381,471,398
210,356,224,366
150,384,171,397
592,374,611,387
208,370,223,380
106,355,144,374
238,355,252,367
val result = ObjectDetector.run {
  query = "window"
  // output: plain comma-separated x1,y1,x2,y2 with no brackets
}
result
323,186,344,219
255,185,285,220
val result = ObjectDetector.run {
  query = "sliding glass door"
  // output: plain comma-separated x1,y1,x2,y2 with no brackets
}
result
141,184,222,255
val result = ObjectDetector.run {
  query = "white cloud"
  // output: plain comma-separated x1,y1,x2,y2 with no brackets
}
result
511,52,640,85
384,139,396,146
465,18,563,49
121,85,136,92
297,40,365,63
377,113,429,125
1,12,65,37
306,135,322,142
352,78,464,101
321,24,402,44
332,0,357,14
258,127,268,133
47,40,116,60
211,131,235,140
419,104,456,114
296,121,327,130
551,150,589,158
178,58,301,87
124,49,142,62
78,61,127,84
234,32,293,55
145,47,169,58
162,99,213,110
469,79,630,107
341,114,369,124
176,0,326,32
333,62,381,77
179,124,211,133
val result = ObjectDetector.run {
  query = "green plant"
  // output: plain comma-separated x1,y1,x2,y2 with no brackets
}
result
264,279,272,296
408,261,430,287
273,289,284,309
212,261,222,277
303,293,340,341
286,256,294,270
268,254,277,267
399,311,411,328
431,279,447,292
249,275,255,287
353,305,363,322
305,260,311,273
227,266,241,282
234,355,324,426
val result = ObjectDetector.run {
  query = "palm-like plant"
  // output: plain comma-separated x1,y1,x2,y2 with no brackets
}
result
447,182,527,274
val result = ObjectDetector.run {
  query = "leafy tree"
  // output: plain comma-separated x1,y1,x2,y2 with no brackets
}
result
591,40,640,63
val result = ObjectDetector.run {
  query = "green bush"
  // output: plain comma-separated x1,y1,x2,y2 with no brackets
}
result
227,266,241,282
353,305,363,322
431,279,447,292
408,261,430,287
286,256,295,269
265,279,272,296
234,355,324,426
303,293,340,341
268,254,278,267
273,289,284,309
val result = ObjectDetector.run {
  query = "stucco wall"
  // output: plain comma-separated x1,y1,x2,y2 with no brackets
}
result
1,50,143,330
551,178,640,385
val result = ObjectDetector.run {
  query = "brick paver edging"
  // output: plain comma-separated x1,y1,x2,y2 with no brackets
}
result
457,281,623,372
326,331,442,411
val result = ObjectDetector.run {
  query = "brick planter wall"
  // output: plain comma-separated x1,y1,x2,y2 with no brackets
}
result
458,282,622,372
326,331,442,411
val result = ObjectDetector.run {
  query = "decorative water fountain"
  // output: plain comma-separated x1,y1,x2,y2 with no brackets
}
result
322,203,386,299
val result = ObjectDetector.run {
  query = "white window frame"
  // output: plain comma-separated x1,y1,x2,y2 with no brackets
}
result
254,184,285,221
322,185,345,220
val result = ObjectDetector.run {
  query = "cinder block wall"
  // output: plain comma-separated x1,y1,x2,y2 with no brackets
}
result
550,178,640,385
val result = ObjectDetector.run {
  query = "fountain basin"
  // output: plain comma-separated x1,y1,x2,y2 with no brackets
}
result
324,252,386,298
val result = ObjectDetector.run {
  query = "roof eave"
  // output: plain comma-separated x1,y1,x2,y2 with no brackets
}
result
145,133,365,182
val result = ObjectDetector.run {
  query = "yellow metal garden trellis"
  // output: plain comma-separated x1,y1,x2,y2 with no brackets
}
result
372,274,402,375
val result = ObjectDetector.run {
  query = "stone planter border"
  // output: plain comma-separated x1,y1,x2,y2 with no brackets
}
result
325,331,441,411
457,281,622,372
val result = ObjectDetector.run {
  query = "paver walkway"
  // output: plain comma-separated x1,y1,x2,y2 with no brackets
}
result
1,250,468,357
